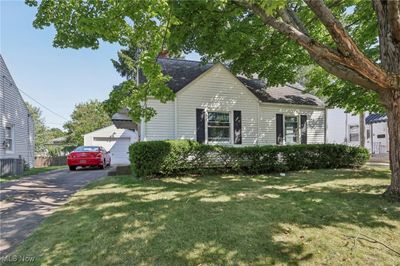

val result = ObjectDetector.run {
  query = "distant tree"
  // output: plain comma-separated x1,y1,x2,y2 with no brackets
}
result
64,100,112,146
26,102,50,154
103,46,144,119
47,128,65,140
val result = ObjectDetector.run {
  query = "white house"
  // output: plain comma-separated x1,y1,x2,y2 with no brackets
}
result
0,55,35,175
113,58,326,146
84,125,137,165
365,113,389,154
326,108,389,154
326,108,365,146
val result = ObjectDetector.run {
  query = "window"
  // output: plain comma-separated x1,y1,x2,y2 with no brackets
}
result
74,146,100,152
349,125,359,142
367,129,371,139
5,126,14,152
377,134,385,139
284,116,299,144
207,112,230,143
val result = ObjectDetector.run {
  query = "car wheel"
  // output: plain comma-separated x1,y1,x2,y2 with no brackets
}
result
69,166,77,171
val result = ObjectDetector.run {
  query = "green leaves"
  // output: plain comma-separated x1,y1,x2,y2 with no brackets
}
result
257,0,286,15
25,102,66,154
27,0,383,121
63,100,111,146
304,65,384,114
130,140,370,177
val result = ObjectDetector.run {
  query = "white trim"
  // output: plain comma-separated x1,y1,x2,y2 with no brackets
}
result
141,120,146,141
174,99,178,139
260,101,325,110
217,64,263,103
5,124,15,154
348,124,360,142
176,63,262,103
257,103,260,145
83,125,115,137
175,64,220,96
283,115,300,145
205,110,232,145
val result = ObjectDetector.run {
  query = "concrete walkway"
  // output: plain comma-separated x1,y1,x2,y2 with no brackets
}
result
0,167,111,256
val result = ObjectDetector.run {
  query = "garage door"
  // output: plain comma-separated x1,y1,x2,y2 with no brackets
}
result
93,137,131,165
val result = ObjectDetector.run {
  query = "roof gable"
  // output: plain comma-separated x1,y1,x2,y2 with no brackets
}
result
141,58,324,107
139,58,214,93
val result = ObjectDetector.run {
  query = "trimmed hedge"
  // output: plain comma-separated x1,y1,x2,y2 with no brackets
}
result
129,140,370,177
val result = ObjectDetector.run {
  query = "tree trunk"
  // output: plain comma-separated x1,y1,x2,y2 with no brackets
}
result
381,90,400,200
359,112,365,148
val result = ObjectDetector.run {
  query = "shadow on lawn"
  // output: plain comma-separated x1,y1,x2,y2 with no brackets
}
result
14,168,400,265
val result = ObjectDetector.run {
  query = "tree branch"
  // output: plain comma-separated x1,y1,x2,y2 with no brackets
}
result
278,8,309,36
303,0,360,57
232,0,394,91
286,7,310,36
312,56,380,92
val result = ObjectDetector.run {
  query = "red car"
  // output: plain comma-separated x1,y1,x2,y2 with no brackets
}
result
67,146,111,171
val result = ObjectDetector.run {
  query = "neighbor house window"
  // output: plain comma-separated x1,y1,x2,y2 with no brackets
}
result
5,126,14,152
285,116,299,144
349,125,359,142
207,112,230,143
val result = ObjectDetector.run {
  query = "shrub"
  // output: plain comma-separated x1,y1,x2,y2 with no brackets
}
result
129,140,370,177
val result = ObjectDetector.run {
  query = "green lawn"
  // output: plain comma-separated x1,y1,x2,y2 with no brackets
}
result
0,166,66,183
8,167,400,265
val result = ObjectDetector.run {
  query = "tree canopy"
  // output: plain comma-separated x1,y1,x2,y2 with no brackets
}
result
26,102,67,154
26,0,392,118
64,100,112,146
26,0,400,197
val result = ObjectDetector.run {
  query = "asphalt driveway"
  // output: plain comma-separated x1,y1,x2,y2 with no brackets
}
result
0,167,111,256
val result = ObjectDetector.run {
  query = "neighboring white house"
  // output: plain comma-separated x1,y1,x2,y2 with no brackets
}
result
113,58,326,146
365,113,389,154
326,108,365,146
84,125,137,165
0,54,35,174
326,108,389,154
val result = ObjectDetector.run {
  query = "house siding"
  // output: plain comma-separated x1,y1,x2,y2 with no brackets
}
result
144,99,175,140
142,64,325,146
175,64,259,145
0,55,35,167
258,104,325,145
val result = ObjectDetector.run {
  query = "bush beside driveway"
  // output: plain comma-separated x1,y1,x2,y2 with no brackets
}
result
6,167,400,265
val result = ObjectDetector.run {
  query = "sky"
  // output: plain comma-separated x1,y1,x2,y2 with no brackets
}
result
0,0,199,129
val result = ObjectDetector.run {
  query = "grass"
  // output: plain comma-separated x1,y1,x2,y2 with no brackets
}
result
0,165,66,183
8,167,400,265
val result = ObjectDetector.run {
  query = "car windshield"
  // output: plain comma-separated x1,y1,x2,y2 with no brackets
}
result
74,146,100,152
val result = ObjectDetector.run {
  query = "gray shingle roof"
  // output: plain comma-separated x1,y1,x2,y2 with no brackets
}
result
139,58,214,93
143,58,324,107
237,77,324,106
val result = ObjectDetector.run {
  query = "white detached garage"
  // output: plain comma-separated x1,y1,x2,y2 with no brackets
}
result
84,125,137,165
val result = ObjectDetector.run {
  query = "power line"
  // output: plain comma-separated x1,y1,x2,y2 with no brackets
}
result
18,88,69,121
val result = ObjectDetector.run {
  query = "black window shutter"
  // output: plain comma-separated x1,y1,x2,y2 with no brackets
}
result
233,110,242,144
276,114,283,144
300,115,308,144
196,108,205,143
